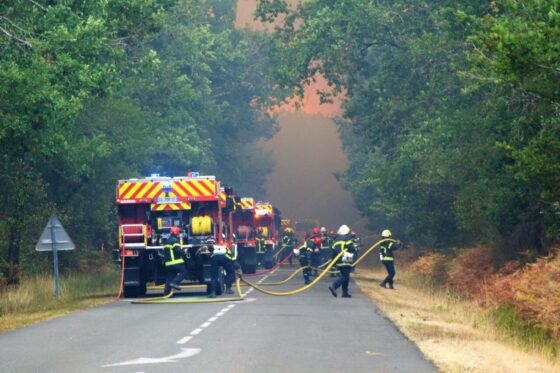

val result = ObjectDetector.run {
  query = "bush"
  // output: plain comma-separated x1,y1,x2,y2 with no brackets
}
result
447,246,495,300
489,251,560,338
409,252,450,284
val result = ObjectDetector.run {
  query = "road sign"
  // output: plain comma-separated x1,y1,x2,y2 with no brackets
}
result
36,215,75,251
35,214,75,299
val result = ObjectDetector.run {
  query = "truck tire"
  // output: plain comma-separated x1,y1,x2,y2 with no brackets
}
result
206,267,225,295
216,267,225,295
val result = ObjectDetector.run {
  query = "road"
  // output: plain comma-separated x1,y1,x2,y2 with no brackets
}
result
0,266,437,373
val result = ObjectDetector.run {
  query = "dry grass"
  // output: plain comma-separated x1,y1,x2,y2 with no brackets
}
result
0,270,119,333
354,267,559,373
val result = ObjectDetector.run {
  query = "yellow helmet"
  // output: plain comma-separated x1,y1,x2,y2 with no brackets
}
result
285,227,293,233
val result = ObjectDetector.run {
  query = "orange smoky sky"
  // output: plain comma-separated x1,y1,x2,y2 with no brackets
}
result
236,1,371,235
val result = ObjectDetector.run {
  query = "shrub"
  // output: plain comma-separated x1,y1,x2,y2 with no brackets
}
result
489,251,560,338
409,252,450,284
447,246,495,300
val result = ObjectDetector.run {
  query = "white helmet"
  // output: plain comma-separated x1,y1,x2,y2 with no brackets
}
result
320,227,326,233
381,229,392,238
337,224,350,235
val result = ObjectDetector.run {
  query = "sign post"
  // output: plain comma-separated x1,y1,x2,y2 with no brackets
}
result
35,215,75,299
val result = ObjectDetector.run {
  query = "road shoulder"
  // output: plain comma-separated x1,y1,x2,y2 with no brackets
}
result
354,268,558,373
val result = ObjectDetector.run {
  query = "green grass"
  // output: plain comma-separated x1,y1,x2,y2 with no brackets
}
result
0,270,120,333
492,304,559,360
398,269,560,363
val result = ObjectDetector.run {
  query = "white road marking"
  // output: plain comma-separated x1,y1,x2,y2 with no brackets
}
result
177,336,192,344
190,328,203,336
103,348,201,367
200,322,211,328
208,316,218,322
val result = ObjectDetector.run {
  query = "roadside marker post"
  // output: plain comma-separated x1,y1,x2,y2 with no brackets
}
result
35,214,75,299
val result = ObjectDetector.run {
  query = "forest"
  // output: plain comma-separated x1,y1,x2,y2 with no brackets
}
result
2,0,560,286
0,0,281,284
257,0,560,257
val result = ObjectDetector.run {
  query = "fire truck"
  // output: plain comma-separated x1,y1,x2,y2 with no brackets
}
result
116,172,235,297
232,199,281,273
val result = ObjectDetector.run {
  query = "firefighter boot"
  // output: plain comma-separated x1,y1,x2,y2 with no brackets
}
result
342,292,352,298
328,286,337,298
224,288,234,295
208,292,216,299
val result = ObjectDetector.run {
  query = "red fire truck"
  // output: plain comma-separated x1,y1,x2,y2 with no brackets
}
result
232,200,281,273
116,172,235,297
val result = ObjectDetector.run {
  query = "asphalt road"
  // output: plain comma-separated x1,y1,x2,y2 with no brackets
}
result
0,266,437,373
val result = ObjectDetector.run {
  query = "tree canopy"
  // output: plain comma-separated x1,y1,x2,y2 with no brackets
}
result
0,0,280,283
257,0,560,256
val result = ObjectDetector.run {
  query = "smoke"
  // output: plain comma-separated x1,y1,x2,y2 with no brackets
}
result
236,0,371,235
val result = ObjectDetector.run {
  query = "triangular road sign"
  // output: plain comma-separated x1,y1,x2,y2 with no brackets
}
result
35,214,75,251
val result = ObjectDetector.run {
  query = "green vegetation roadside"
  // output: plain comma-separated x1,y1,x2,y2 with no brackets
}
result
0,270,119,334
355,267,559,373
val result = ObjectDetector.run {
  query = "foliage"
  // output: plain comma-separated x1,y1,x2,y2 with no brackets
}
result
409,252,450,285
0,0,281,283
489,251,560,338
409,247,560,338
257,0,560,255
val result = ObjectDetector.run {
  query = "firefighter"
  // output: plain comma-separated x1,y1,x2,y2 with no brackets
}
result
163,226,187,295
294,233,314,284
328,230,337,277
319,227,333,264
256,227,266,268
379,229,401,289
349,230,360,273
328,224,356,298
310,235,322,276
207,239,236,298
281,227,296,266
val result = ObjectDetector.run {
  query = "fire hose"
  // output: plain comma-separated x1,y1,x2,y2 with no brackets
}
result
244,252,294,277
115,250,126,301
132,278,245,304
239,238,395,296
127,238,395,303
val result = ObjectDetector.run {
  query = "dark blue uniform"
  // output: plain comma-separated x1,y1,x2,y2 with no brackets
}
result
328,234,356,298
163,235,187,295
379,240,400,289
208,244,236,297
297,239,314,284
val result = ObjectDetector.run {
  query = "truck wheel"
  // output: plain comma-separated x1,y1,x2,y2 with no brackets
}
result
242,264,256,274
216,267,225,295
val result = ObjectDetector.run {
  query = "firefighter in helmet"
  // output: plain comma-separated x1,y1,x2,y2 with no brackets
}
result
281,227,296,266
163,226,188,295
349,230,360,273
328,224,356,298
379,229,401,289
294,232,314,284
310,227,322,276
319,226,333,264
207,237,236,298
256,227,266,268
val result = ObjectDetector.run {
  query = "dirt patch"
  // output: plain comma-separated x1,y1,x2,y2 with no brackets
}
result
354,268,559,373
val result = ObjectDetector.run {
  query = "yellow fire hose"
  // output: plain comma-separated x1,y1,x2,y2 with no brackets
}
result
131,278,245,304
310,237,397,273
131,238,395,302
239,238,395,296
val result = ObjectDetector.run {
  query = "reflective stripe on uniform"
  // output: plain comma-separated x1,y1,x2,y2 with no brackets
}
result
164,243,184,266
